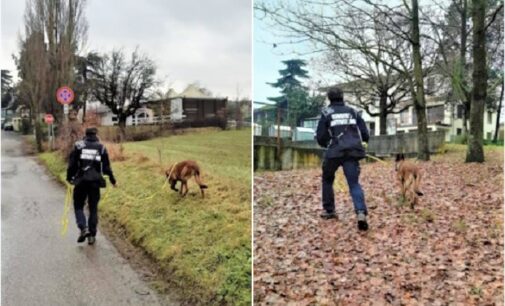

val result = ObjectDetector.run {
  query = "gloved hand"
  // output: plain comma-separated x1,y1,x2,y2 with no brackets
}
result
362,142,368,150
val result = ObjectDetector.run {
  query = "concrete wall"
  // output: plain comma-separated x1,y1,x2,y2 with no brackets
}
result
254,137,324,171
254,130,446,171
368,130,446,157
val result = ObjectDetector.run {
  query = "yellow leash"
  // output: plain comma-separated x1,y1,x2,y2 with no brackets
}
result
61,167,171,236
61,184,73,236
60,182,111,237
166,163,178,181
137,178,168,202
366,154,387,165
333,154,386,193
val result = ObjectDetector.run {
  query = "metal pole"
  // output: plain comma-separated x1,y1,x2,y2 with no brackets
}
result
51,124,54,151
48,123,52,151
276,105,281,169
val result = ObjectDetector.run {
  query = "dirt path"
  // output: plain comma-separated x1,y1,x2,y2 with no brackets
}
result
1,131,175,306
254,147,503,305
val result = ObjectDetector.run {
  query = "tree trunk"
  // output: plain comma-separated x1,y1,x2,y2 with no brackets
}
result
411,0,430,161
82,100,87,122
379,93,388,135
34,119,43,152
493,79,504,143
118,116,127,142
466,0,487,162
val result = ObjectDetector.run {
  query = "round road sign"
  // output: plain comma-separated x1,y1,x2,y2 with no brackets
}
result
56,86,75,105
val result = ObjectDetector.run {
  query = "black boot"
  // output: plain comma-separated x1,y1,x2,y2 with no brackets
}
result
87,235,96,245
357,211,368,231
320,210,337,220
77,228,89,243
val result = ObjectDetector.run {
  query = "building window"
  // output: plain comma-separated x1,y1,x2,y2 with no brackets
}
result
487,132,492,140
487,111,493,124
426,76,436,94
427,105,444,124
457,105,464,119
400,109,410,125
456,128,462,135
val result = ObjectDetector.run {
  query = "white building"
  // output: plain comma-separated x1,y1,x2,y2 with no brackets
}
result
83,102,156,126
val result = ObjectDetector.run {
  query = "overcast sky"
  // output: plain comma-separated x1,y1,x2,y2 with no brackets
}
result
253,1,339,106
1,0,252,99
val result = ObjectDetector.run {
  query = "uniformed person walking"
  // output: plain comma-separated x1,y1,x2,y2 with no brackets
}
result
66,127,117,244
316,87,370,231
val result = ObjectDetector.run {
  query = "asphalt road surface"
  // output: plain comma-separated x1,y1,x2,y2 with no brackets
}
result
1,131,171,306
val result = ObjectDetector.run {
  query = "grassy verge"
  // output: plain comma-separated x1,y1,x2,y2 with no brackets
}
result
39,128,252,305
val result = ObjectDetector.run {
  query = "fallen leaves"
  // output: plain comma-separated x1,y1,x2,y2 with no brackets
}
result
254,147,504,305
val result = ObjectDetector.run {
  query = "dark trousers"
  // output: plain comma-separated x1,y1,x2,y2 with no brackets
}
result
322,158,367,214
73,182,101,236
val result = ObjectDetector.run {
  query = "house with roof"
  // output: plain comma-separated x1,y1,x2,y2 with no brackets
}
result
82,84,227,127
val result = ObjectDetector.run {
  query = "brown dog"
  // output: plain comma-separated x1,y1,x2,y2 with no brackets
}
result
165,160,208,197
395,153,423,208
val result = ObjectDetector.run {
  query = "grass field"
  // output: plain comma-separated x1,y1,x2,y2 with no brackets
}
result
40,128,252,305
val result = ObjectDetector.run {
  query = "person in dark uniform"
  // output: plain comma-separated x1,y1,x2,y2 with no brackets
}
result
316,87,370,231
66,127,117,244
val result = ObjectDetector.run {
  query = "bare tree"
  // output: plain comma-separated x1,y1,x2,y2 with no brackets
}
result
42,0,88,122
320,17,411,135
16,4,50,151
255,0,434,159
88,49,156,141
425,0,503,140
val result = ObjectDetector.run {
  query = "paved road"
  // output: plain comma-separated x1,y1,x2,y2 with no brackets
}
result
1,131,169,306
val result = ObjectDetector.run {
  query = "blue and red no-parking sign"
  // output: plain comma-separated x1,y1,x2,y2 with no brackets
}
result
56,86,75,105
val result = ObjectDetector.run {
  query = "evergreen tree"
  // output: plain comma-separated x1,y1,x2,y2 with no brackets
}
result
267,59,315,126
1,70,13,108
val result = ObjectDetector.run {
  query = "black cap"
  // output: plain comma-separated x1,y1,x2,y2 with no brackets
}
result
327,87,344,103
85,127,98,136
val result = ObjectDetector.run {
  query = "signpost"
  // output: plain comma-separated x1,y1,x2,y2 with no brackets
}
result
44,114,54,125
53,86,75,149
44,114,55,150
56,86,75,105
56,86,75,118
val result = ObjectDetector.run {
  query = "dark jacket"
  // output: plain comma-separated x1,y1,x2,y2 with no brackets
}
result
316,101,370,159
66,135,116,186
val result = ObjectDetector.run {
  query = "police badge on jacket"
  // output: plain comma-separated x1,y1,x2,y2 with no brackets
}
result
66,128,116,188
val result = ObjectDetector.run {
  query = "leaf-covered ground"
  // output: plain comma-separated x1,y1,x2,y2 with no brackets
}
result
254,145,503,305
